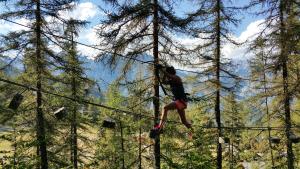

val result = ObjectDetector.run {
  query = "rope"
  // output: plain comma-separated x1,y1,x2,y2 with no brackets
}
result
1,77,298,131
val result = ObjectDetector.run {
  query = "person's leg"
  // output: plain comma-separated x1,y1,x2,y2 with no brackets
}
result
177,109,192,129
158,102,177,129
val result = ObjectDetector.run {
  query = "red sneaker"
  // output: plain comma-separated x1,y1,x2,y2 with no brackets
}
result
187,128,194,140
154,124,161,130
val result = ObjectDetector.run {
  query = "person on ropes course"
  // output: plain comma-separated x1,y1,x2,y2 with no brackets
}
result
151,65,193,138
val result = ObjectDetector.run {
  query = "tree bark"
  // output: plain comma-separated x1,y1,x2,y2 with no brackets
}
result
279,1,294,168
70,32,78,169
35,0,48,168
215,0,222,168
139,123,142,169
120,122,125,169
262,49,275,167
138,65,143,169
279,0,294,169
152,0,160,168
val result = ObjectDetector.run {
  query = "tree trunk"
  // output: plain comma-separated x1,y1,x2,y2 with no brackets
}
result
282,47,294,169
262,50,275,167
120,122,125,169
139,123,142,169
70,30,78,169
152,0,160,168
35,0,48,168
264,73,275,168
215,0,222,168
138,65,143,169
279,1,294,168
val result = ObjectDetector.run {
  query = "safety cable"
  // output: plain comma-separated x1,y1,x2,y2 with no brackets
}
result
1,77,299,131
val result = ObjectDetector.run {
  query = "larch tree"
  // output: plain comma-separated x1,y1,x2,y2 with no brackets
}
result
55,19,92,169
187,0,242,168
248,0,300,168
222,92,245,168
0,0,80,168
96,0,194,168
248,37,276,167
123,63,153,168
92,82,128,169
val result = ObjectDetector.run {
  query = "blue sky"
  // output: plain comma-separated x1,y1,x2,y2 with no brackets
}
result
0,0,263,36
0,0,267,90
0,0,265,67
81,0,263,36
69,0,265,61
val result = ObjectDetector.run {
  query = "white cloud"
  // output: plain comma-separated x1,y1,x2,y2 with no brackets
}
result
222,19,265,61
0,18,30,33
167,20,267,73
77,20,154,59
168,20,265,65
0,2,99,34
77,24,103,59
59,2,99,21
76,19,267,72
0,2,102,59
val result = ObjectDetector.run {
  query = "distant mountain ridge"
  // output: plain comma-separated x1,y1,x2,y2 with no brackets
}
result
82,57,117,89
82,57,250,92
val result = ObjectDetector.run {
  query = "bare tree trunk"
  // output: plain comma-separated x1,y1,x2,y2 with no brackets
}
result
35,0,48,168
70,31,78,169
282,46,294,169
264,74,275,167
120,122,125,169
138,69,142,169
215,0,222,168
230,137,233,169
139,123,142,169
262,50,275,167
152,0,160,168
279,1,294,168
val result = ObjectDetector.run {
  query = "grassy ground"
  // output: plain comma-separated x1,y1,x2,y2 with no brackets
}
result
0,132,13,157
0,132,13,169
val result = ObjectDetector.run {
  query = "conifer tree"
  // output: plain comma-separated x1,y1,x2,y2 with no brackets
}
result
248,37,276,167
0,1,80,168
222,92,245,168
125,64,153,168
187,1,241,168
92,83,128,168
55,19,91,168
97,1,193,168
248,0,300,168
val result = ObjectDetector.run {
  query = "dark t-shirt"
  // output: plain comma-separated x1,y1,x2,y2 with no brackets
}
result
167,77,187,101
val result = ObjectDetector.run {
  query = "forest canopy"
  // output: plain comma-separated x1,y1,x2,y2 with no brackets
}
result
0,0,299,169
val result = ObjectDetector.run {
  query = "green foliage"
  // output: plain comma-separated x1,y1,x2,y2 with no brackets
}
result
0,0,299,168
